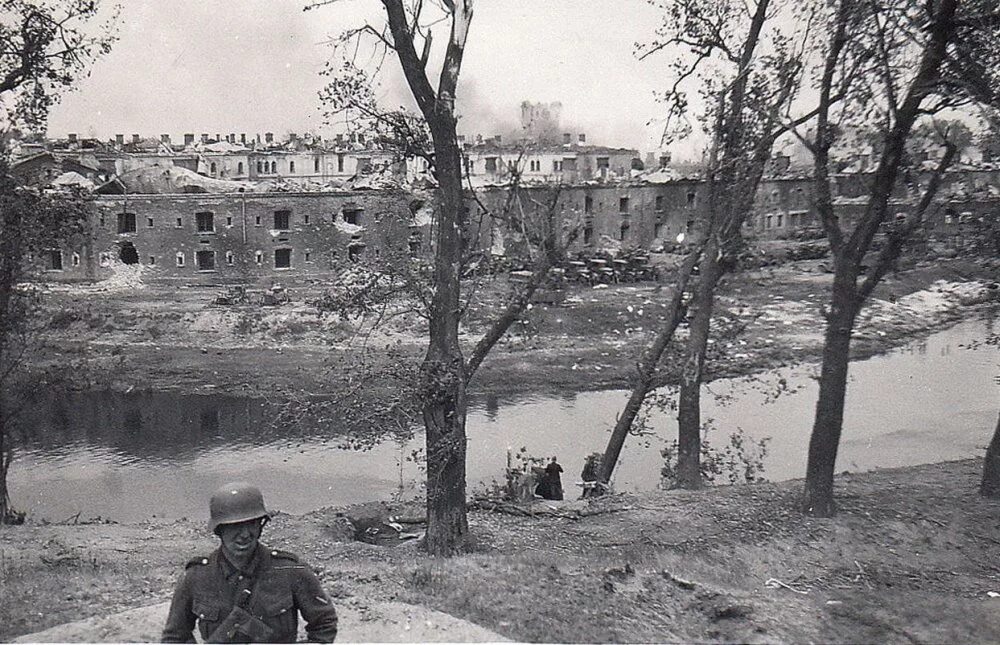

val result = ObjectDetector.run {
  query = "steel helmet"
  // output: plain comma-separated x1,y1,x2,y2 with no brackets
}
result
209,482,269,534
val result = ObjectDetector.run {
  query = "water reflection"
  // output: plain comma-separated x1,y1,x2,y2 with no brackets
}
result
9,316,999,523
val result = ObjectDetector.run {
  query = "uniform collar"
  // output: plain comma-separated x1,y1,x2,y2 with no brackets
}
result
218,543,265,581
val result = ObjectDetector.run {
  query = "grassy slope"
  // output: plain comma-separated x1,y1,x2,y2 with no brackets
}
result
2,459,1000,643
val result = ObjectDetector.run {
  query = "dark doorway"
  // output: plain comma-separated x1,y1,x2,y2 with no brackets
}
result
119,241,139,265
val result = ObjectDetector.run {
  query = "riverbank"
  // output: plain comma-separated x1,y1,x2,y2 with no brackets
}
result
29,255,1000,399
2,458,999,642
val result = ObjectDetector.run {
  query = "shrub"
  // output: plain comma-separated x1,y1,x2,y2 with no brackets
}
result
660,423,769,488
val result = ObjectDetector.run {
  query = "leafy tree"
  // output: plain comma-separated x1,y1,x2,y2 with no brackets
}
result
0,167,93,523
312,0,584,554
0,0,117,524
798,0,1000,516
597,0,813,488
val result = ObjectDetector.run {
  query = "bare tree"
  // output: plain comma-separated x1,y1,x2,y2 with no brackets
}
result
799,0,1000,516
0,0,117,524
597,0,812,488
312,0,585,553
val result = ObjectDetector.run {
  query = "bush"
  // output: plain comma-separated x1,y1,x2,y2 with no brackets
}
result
660,424,769,488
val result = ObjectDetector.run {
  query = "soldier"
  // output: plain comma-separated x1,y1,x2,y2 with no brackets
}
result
162,482,338,643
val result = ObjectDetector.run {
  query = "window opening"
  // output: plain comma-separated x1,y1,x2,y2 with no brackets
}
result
147,217,154,227
255,251,263,265
620,221,630,241
196,250,215,271
274,248,292,269
619,197,630,213
176,217,183,227
585,196,593,213
72,253,80,267
176,252,185,267
117,212,137,234
196,211,215,233
343,208,362,225
45,250,63,271
149,256,156,265
274,210,291,230
226,251,234,266
289,161,295,173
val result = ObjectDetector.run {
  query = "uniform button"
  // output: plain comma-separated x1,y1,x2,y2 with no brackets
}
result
201,558,209,565
238,575,243,581
271,550,278,556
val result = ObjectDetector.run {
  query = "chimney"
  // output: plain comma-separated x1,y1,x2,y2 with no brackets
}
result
229,133,235,143
563,133,572,145
358,133,366,145
494,134,502,145
132,134,140,144
659,153,671,168
115,134,124,146
265,132,274,144
200,133,208,143
184,133,195,146
68,133,78,143
475,134,483,145
214,133,220,142
289,132,298,141
335,133,344,145
579,133,586,144
240,133,247,144
161,134,171,144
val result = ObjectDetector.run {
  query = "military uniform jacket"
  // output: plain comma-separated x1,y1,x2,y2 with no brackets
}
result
161,545,338,643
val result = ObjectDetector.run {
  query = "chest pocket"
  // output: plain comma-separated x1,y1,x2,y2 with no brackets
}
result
259,592,294,618
193,597,223,623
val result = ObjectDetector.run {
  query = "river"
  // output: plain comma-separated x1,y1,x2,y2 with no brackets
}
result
9,315,998,523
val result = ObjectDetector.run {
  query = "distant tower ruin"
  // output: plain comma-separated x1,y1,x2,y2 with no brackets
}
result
520,101,563,143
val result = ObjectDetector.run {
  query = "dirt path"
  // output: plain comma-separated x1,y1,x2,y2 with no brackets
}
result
13,599,509,643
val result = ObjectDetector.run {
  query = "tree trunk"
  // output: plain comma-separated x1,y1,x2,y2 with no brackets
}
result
597,247,702,487
802,265,858,516
676,242,723,488
420,132,469,554
0,415,9,522
980,411,1000,498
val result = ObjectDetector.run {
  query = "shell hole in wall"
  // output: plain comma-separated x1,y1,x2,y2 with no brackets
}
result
119,241,139,265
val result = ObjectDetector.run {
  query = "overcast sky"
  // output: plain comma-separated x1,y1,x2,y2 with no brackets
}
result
46,0,686,155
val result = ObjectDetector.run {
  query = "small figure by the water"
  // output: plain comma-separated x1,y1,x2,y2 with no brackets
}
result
535,456,565,500
580,451,604,498
161,482,338,643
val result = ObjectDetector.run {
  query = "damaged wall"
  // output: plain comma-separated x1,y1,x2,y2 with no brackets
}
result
40,191,423,284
